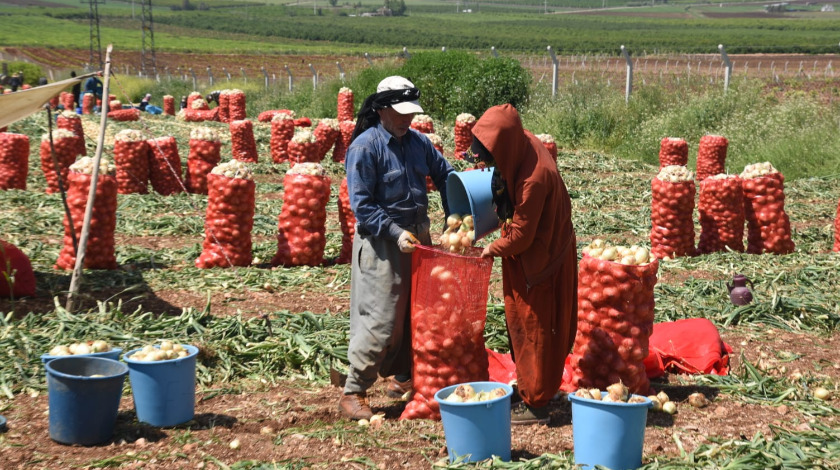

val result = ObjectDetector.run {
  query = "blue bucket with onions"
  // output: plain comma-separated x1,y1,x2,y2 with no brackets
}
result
446,168,500,241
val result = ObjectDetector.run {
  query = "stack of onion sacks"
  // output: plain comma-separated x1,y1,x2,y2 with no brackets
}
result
741,162,795,255
54,157,118,270
332,120,356,163
698,173,744,254
312,118,340,161
658,137,687,169
410,114,434,134
336,177,356,264
288,129,320,165
337,87,354,122
56,111,86,157
195,160,255,268
186,91,202,108
186,126,221,195
40,129,80,194
696,135,728,181
0,132,29,190
271,163,331,267
454,113,476,156
535,133,558,162
147,136,185,196
270,111,296,164
564,240,657,395
650,165,696,260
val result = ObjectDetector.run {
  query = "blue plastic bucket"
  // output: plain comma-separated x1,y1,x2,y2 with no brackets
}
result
446,168,500,241
434,381,513,463
41,348,123,365
123,345,198,427
45,356,128,445
568,392,653,470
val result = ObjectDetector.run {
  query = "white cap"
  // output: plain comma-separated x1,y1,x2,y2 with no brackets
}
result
376,76,423,115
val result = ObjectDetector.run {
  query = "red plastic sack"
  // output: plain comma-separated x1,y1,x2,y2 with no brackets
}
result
486,348,517,385
659,137,687,169
696,135,728,181
56,111,86,157
39,129,79,194
230,119,259,163
270,114,295,164
454,114,476,157
147,136,185,196
55,170,118,270
698,175,744,254
337,88,354,122
400,245,493,421
271,169,331,267
196,172,255,268
0,132,29,191
113,130,150,195
650,174,696,259
643,318,732,377
742,170,795,255
186,128,222,195
0,239,36,298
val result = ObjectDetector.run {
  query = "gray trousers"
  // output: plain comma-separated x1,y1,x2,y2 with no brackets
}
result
344,224,431,395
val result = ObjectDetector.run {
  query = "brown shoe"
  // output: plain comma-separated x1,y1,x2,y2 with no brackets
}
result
338,393,373,420
386,377,413,399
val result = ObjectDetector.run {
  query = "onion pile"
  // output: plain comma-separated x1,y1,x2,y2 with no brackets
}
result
454,113,476,156
535,133,558,162
270,111,296,164
336,177,356,264
741,162,795,255
696,135,728,181
48,340,112,356
40,129,80,194
271,163,331,267
698,174,744,254
574,382,647,404
0,132,29,190
337,87,354,122
128,341,190,361
438,213,475,254
196,160,255,268
186,126,221,195
56,110,86,157
442,384,507,403
658,137,687,169
331,120,356,163
230,119,259,163
55,158,118,270
163,95,175,116
312,118,340,161
650,165,696,260
147,136,185,196
581,239,651,266
410,114,434,134
113,129,150,194
288,129,320,166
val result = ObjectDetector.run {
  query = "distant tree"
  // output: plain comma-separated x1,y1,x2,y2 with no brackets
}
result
391,0,406,15
328,0,337,6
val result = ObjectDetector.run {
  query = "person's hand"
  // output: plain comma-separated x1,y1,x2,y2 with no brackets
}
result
481,246,493,258
398,231,420,253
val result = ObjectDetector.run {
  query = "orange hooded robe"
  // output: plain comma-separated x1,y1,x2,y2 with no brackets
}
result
472,104,578,408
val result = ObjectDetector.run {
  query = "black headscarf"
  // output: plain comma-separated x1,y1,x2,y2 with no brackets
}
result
350,87,421,143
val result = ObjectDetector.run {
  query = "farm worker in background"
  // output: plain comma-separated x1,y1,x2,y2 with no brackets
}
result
70,71,81,108
9,73,22,92
138,93,152,111
83,75,103,99
339,76,454,420
472,103,578,425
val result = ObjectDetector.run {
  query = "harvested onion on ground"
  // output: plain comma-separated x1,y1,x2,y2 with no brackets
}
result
439,213,476,254
48,340,112,356
582,239,651,266
128,341,189,361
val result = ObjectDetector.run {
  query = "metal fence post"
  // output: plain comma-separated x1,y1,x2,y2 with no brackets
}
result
364,52,373,66
491,46,498,58
189,67,197,90
547,46,558,98
261,67,269,90
240,67,247,84
621,45,633,104
207,66,214,87
336,61,345,82
718,44,732,93
284,65,293,92
308,63,318,89
403,47,411,59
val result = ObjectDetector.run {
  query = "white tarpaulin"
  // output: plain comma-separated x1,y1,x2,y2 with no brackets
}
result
0,73,97,129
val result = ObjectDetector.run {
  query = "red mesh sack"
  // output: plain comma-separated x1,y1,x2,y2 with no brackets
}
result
0,239,36,298
696,135,728,181
564,253,659,395
741,163,795,255
410,115,434,134
108,108,140,122
650,166,696,260
55,164,118,270
834,197,840,252
698,174,744,254
312,118,340,161
60,91,75,111
336,177,356,264
400,245,493,420
658,137,688,169
454,113,476,157
536,134,558,162
228,89,246,121
113,129,150,195
196,163,255,268
82,93,95,115
230,119,258,163
186,127,222,195
270,113,295,164
163,95,175,116
186,91,202,109
147,136,185,196
271,164,331,267
337,88,354,122
332,120,355,163
180,108,219,122
258,109,292,123
217,90,231,123
424,134,444,193
0,132,29,190
288,130,320,166
109,100,123,111
39,129,79,194
56,111,86,157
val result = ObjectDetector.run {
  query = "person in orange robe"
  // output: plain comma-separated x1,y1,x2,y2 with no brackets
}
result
471,103,577,425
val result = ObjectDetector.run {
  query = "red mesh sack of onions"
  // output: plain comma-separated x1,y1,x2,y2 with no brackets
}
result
410,114,434,134
337,87,354,122
271,163,331,267
741,162,795,255
230,119,258,163
40,129,79,194
112,129,150,195
195,160,255,268
659,137,687,169
650,165,696,260
108,108,140,122
217,90,231,124
834,198,840,252
82,93,95,115
147,136,185,196
336,177,356,264
228,89,247,122
698,174,744,254
536,133,558,162
696,135,728,181
0,239,35,298
56,111,86,157
186,126,222,195
178,107,219,123
331,120,355,163
312,118,340,161
424,134,444,192
400,246,493,420
109,100,122,111
186,91,203,109
60,91,75,111
454,113,476,156
563,240,657,395
0,132,29,190
163,95,175,116
270,111,296,164
258,109,292,123
288,129,320,166
55,157,118,270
